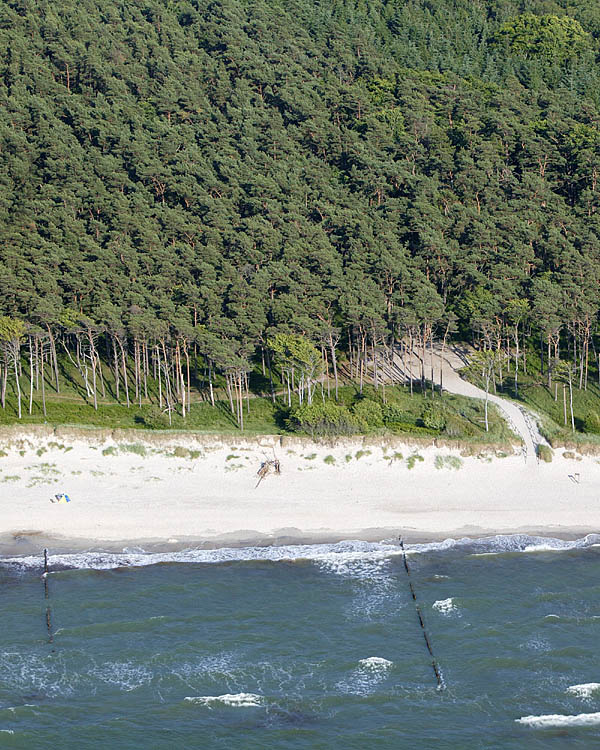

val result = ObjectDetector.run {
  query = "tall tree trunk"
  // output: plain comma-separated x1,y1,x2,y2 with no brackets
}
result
46,325,60,392
113,336,120,401
119,338,130,407
13,346,22,419
28,336,34,415
40,345,46,417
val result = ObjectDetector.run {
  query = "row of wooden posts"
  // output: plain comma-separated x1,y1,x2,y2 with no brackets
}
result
40,541,445,689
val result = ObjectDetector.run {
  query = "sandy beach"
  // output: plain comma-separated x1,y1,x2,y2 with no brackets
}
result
0,425,599,554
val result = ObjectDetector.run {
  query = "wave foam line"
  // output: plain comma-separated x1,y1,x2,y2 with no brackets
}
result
517,711,600,728
185,693,262,708
2,534,599,571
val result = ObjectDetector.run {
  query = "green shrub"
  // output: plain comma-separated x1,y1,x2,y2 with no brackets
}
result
172,446,189,458
352,399,383,429
537,444,553,463
143,406,171,430
288,400,362,437
120,443,147,457
382,402,405,425
385,451,403,463
435,454,463,470
355,449,371,460
102,446,118,456
421,403,446,431
584,411,600,434
387,421,437,436
324,454,336,465
406,453,424,469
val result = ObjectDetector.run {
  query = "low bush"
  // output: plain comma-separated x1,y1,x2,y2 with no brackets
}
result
537,444,553,463
382,403,405,425
288,401,363,437
421,403,446,431
584,411,600,434
143,406,172,430
352,399,384,429
406,453,424,469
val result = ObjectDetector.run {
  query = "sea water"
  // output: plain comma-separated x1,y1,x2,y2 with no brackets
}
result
1,535,600,748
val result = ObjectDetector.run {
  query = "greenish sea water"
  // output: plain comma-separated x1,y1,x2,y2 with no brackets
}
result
1,536,600,749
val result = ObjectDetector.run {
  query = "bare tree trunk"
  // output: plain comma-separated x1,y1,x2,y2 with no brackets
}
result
87,330,98,410
185,344,191,416
225,373,235,415
569,372,575,433
41,345,46,416
143,340,148,400
113,336,120,401
13,347,22,419
119,338,130,407
329,334,339,401
28,336,34,415
208,360,215,407
1,361,6,409
156,345,163,408
46,325,60,392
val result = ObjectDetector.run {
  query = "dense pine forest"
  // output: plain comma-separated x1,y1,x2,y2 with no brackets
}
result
2,0,600,441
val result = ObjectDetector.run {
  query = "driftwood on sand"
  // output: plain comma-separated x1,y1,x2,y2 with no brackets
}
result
255,458,281,488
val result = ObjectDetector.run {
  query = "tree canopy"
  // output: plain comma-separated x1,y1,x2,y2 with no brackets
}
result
1,0,600,431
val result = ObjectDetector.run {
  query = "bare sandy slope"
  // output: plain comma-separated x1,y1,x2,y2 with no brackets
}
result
0,428,598,553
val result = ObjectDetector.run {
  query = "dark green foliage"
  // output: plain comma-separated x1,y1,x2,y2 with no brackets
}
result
143,406,172,430
421,404,447,431
352,399,384,429
2,0,600,439
583,411,600,433
382,403,406,426
288,401,361,437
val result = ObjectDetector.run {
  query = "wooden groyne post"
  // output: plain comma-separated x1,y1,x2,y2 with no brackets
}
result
43,548,53,643
399,538,444,690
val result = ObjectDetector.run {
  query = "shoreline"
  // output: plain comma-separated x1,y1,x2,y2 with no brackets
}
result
1,428,599,557
1,526,598,559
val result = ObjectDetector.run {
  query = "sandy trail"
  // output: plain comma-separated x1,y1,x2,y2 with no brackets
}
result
386,343,547,461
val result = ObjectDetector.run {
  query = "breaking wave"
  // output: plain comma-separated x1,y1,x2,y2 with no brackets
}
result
432,598,457,614
516,711,600,728
184,693,263,708
337,657,393,696
567,683,600,699
2,534,599,572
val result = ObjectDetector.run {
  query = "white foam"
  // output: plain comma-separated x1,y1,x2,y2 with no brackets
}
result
337,657,393,695
89,661,153,692
567,683,600,699
185,693,262,708
3,533,599,572
517,711,600,728
0,540,400,576
432,598,456,614
0,729,15,734
358,657,393,670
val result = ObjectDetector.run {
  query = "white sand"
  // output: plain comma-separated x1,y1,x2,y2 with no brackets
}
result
1,428,599,551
